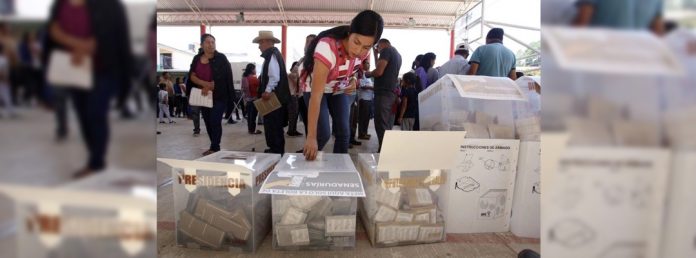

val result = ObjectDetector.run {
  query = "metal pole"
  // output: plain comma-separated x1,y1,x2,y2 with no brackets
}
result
485,20,540,31
483,22,540,55
450,29,455,58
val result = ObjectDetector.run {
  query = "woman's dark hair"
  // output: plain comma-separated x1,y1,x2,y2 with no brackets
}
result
200,33,215,44
158,83,166,90
243,63,256,77
302,10,383,79
198,33,216,54
402,72,420,89
411,54,424,70
175,77,181,84
420,52,436,70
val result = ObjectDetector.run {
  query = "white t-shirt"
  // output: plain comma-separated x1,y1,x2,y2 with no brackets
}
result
158,90,168,104
301,37,367,94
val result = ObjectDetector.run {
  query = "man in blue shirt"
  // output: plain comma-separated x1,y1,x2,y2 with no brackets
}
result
573,0,664,35
467,28,517,80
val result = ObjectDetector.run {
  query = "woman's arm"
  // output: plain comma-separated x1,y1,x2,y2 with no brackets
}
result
303,59,330,160
49,22,94,54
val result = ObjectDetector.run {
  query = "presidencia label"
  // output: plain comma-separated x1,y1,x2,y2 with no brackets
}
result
175,168,249,196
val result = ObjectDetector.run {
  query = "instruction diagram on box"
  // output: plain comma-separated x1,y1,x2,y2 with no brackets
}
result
455,176,480,192
479,154,512,172
547,218,596,248
542,147,670,258
478,189,507,220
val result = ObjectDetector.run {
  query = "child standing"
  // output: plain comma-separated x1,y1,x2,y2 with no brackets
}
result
158,83,174,124
398,72,419,131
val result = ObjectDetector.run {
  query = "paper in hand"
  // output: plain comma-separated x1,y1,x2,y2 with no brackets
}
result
254,92,281,116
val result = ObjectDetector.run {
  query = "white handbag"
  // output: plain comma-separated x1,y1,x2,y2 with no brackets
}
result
47,50,93,90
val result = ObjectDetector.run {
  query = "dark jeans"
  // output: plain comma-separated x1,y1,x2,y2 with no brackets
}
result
71,75,114,170
287,95,300,133
263,103,287,154
304,92,350,153
349,95,358,141
190,106,201,133
201,100,227,151
53,87,70,137
177,95,187,117
358,99,372,137
298,95,308,135
246,100,258,133
374,91,396,152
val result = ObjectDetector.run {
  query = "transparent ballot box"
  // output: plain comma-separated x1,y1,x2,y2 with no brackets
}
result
259,153,366,250
418,74,528,139
0,169,156,258
158,151,281,252
357,154,447,247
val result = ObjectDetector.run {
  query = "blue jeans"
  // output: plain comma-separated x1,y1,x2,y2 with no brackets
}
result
304,92,350,153
201,100,227,151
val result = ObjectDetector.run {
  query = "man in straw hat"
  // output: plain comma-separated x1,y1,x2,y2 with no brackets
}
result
254,30,290,154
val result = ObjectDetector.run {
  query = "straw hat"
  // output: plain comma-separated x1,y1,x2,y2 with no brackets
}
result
252,31,281,44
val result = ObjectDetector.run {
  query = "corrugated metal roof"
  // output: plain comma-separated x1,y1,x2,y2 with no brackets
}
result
157,0,478,30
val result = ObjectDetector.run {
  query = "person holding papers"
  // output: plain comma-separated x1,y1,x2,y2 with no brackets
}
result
186,33,234,156
43,0,132,178
254,30,291,155
300,10,384,160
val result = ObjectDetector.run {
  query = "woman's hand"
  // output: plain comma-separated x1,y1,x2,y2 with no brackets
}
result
303,137,319,161
344,80,357,95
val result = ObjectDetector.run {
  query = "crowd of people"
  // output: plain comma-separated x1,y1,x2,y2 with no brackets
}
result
170,9,528,161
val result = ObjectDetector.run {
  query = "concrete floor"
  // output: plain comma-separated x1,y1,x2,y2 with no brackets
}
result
0,105,157,258
156,114,540,258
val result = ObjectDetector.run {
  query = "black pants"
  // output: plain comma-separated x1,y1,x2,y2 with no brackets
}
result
201,99,227,151
374,92,396,152
298,95,308,135
168,96,176,116
263,104,287,154
246,101,258,133
358,99,372,137
190,106,201,133
287,96,299,133
72,75,114,170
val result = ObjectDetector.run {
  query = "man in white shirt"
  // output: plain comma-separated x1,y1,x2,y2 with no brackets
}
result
254,31,291,154
437,43,470,79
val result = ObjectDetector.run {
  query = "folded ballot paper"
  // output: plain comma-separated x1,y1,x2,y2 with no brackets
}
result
189,88,213,108
47,50,93,90
254,93,281,116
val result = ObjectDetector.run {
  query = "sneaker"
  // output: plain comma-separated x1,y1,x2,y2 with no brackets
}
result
227,120,237,124
358,135,371,140
350,139,362,146
193,131,200,136
169,120,176,124
249,130,263,135
159,121,165,124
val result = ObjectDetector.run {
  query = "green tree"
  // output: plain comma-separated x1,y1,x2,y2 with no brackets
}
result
516,40,541,68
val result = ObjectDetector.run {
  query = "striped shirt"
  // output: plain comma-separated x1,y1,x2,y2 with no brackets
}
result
301,37,368,94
